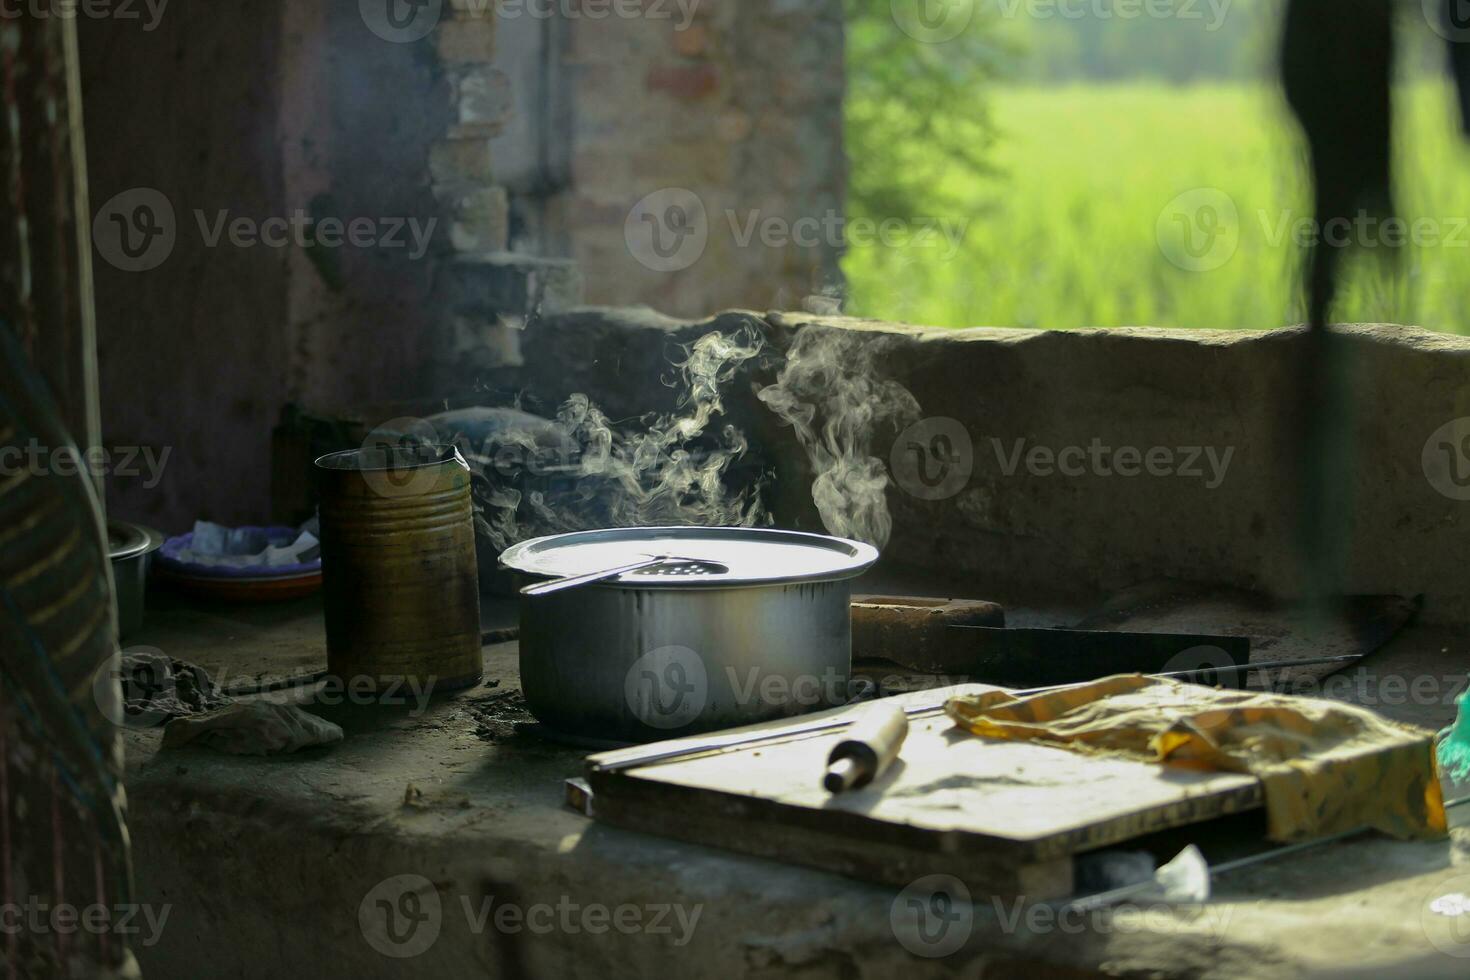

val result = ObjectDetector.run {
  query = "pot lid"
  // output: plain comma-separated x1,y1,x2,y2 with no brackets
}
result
499,526,879,589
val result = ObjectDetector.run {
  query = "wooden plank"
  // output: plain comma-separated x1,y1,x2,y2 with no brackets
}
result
591,783,1077,900
588,687,1265,899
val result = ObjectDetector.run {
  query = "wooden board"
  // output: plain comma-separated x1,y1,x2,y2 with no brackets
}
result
587,686,1265,899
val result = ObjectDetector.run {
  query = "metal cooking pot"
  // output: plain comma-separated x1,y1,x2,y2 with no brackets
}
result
501,527,879,743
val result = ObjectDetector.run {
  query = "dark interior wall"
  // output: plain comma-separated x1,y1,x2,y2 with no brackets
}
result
76,2,846,532
79,1,455,533
302,2,455,413
79,0,291,531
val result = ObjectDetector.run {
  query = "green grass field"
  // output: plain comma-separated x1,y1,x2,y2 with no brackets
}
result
843,82,1470,332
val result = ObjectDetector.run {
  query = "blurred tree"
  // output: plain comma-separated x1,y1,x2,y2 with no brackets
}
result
993,1,1445,84
844,2,1006,220
1002,0,1280,83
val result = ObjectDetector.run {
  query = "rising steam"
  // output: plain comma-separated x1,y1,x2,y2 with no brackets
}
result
757,329,920,548
468,321,769,551
455,320,918,554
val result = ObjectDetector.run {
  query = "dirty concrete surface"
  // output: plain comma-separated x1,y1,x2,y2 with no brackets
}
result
121,592,1470,980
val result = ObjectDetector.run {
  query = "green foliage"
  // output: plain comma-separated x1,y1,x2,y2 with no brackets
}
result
844,1,1006,219
842,4,1470,331
843,82,1470,332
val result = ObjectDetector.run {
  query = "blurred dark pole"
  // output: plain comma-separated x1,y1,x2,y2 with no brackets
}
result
1279,0,1395,610
0,6,102,494
1447,0,1470,133
0,7,133,979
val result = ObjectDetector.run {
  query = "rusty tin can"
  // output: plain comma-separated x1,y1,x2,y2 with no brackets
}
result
315,445,483,694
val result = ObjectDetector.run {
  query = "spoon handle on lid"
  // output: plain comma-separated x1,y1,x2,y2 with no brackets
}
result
519,556,673,597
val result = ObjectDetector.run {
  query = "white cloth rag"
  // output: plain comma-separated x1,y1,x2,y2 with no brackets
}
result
177,520,318,568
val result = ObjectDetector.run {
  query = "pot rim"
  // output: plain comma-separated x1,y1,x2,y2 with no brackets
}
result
108,520,164,563
314,444,466,473
500,526,879,591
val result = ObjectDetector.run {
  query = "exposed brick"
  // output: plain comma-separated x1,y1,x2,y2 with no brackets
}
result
436,16,496,64
434,185,510,253
509,0,844,318
672,23,709,58
631,141,731,185
645,64,719,101
454,67,513,131
567,194,630,226
447,121,507,141
570,148,633,190
445,312,524,371
429,139,493,185
716,109,753,143
440,252,585,319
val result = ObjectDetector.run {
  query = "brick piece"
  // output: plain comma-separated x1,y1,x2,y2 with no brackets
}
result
440,252,585,319
646,64,719,101
672,23,708,57
429,139,493,185
434,185,510,253
436,16,496,64
454,67,513,131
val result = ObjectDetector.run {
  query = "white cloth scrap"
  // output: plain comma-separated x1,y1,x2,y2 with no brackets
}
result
177,520,319,568
162,702,343,756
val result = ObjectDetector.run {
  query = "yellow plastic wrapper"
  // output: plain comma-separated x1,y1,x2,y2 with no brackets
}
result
945,675,1447,842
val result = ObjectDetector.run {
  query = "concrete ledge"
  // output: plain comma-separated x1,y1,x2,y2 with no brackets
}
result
121,615,1470,980
521,311,1470,623
120,313,1470,980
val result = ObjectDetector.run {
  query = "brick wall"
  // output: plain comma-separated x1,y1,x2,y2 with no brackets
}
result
77,0,845,530
553,0,847,317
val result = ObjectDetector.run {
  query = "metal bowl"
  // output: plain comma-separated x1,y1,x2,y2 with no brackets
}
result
107,520,163,640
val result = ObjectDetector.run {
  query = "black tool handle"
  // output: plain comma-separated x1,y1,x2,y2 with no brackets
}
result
824,704,909,793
